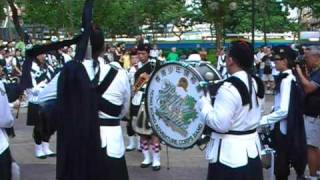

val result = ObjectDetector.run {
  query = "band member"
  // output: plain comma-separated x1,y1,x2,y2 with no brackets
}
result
96,30,131,180
26,46,56,159
197,40,264,180
38,25,131,179
0,79,14,180
126,50,140,151
260,46,307,180
133,43,161,171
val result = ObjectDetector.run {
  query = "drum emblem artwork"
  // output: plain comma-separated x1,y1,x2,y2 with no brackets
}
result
146,62,219,149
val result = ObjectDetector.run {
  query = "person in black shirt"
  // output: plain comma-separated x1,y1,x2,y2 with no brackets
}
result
296,45,320,180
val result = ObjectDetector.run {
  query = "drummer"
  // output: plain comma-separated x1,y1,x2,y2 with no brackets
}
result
197,40,264,180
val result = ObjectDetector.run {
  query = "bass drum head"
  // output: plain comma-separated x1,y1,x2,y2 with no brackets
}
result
146,62,209,149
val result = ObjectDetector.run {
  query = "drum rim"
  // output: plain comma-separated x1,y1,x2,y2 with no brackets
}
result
145,61,208,150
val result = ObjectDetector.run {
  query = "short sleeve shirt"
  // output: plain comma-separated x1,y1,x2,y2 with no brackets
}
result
310,69,320,88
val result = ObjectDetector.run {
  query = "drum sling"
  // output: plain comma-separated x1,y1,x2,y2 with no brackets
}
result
95,67,122,119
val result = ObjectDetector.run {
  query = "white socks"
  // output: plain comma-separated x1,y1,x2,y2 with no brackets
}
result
35,142,55,158
34,144,46,158
141,149,152,165
42,142,55,156
11,162,20,180
126,136,138,150
152,151,160,167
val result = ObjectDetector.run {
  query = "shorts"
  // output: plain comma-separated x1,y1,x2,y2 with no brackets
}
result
304,115,320,148
262,74,274,81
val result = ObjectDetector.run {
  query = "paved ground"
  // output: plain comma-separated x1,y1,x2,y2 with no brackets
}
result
9,94,299,180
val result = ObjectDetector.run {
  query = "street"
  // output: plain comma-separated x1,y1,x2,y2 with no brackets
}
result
10,95,298,180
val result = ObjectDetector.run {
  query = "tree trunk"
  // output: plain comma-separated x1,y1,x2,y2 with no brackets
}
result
215,22,223,51
209,23,215,50
296,8,303,43
7,0,25,42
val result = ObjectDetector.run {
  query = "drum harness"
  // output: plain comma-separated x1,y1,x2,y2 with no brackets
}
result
197,74,265,150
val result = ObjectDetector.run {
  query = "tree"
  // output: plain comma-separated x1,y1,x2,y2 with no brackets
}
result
93,0,143,38
282,0,320,40
199,0,241,50
197,0,291,49
161,1,201,41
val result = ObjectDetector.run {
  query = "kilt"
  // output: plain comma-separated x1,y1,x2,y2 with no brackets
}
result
27,102,55,138
0,148,12,180
26,102,41,126
207,157,263,180
99,147,129,180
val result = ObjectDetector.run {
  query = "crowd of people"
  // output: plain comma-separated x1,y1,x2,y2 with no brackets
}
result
0,32,320,180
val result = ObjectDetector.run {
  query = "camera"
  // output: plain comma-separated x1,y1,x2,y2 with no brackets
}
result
294,45,307,68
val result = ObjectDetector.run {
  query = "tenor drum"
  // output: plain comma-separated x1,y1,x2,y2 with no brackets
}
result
145,61,222,149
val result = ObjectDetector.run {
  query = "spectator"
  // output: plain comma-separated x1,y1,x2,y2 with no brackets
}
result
166,47,179,62
262,47,274,94
199,48,208,61
149,44,161,60
187,49,201,61
255,46,267,78
296,45,320,180
216,48,228,78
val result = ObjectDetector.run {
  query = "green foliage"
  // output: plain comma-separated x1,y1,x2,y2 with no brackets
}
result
0,1,6,20
4,0,320,42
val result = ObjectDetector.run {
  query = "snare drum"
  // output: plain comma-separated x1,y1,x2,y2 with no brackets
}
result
145,61,222,149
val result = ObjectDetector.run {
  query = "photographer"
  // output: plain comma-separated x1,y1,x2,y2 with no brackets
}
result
296,45,320,180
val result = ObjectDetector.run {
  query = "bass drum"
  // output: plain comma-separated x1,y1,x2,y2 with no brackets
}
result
145,61,222,149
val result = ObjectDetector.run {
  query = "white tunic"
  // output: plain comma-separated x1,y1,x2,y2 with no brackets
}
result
198,71,263,168
98,61,131,158
27,62,52,104
38,60,131,158
0,81,14,154
260,69,295,135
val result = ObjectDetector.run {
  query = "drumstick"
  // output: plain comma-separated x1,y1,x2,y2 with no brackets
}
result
15,95,23,119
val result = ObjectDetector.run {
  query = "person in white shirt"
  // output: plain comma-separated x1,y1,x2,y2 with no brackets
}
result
126,50,140,151
216,48,228,79
197,40,264,180
149,44,161,60
187,49,202,61
0,80,14,180
25,47,56,159
133,43,161,171
260,46,306,180
38,27,131,180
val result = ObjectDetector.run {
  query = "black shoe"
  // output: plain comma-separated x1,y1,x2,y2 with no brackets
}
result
46,153,56,157
152,166,161,171
36,155,47,159
126,148,135,152
296,175,307,180
140,163,151,168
